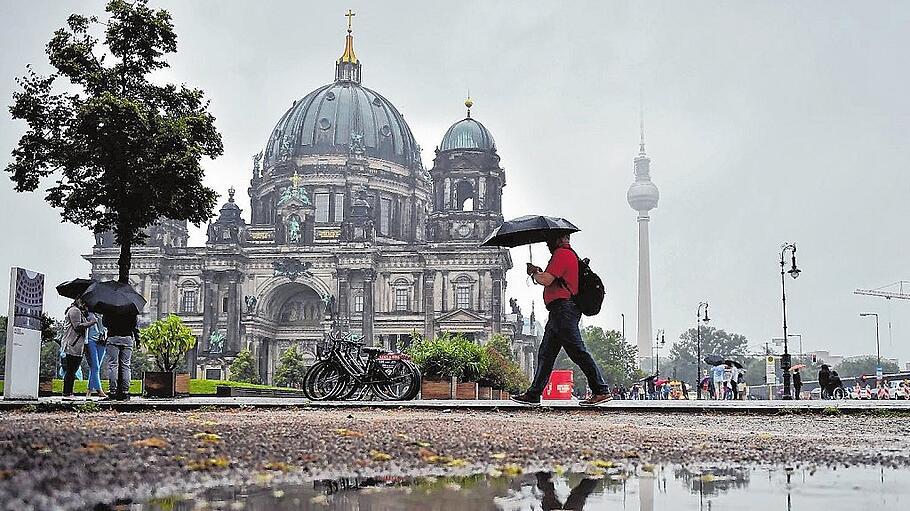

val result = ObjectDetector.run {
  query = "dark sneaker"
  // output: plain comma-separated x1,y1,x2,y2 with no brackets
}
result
509,392,541,406
579,394,613,407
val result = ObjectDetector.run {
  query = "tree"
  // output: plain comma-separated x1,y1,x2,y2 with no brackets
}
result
834,356,900,379
40,313,61,344
666,326,748,384
229,349,259,384
6,0,222,283
39,341,60,380
486,333,514,362
140,315,196,372
554,327,639,391
274,346,307,389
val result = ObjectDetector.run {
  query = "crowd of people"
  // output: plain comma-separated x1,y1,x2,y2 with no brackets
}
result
699,361,748,400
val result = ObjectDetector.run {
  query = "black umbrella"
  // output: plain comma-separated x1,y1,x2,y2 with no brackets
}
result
481,215,580,248
724,359,744,369
56,278,97,299
81,280,146,315
704,354,725,366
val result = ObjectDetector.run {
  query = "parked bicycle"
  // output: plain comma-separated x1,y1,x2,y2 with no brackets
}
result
303,331,421,401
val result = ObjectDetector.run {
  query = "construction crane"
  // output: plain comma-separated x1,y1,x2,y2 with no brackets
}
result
854,281,910,300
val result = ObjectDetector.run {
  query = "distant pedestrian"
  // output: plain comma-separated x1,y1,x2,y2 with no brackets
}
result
511,233,612,407
83,312,108,399
712,364,726,400
60,299,96,400
680,380,690,400
729,364,740,400
792,369,802,400
102,311,139,401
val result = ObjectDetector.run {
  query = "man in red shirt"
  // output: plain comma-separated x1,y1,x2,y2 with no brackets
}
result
510,233,612,407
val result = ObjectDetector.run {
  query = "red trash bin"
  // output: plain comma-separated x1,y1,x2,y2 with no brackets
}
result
543,370,574,400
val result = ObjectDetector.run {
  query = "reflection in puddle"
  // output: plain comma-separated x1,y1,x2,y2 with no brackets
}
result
134,463,909,510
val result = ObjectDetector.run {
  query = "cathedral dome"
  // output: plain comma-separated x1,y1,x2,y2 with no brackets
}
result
263,27,420,169
440,117,496,152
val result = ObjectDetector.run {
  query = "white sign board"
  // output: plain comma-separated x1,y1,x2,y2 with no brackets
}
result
765,355,776,384
3,267,45,400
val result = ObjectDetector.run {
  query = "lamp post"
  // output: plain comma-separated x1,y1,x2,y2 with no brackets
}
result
779,242,801,400
859,312,881,380
654,329,666,376
696,302,710,400
621,313,625,342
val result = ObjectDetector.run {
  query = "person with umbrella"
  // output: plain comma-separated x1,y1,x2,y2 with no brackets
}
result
80,280,146,401
60,298,97,400
509,232,611,407
791,364,804,400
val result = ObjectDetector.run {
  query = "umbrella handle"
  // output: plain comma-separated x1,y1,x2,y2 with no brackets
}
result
528,245,533,264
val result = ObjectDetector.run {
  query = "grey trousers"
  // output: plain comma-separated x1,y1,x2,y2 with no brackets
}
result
105,337,133,396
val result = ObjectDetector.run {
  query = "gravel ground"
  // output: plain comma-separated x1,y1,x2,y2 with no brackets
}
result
1,407,908,510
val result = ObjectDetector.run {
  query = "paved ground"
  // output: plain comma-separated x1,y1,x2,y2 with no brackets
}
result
1,406,909,510
3,395,910,413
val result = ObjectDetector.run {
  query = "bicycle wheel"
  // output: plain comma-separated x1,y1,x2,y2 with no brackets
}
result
372,360,420,401
303,361,347,401
833,387,846,400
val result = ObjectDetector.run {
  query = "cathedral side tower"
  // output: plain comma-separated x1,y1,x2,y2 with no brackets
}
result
427,98,505,243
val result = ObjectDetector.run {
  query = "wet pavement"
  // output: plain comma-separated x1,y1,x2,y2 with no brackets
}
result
1,408,909,510
126,463,909,510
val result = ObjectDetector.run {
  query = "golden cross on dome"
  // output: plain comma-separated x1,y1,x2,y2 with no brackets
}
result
290,170,301,189
345,9,355,33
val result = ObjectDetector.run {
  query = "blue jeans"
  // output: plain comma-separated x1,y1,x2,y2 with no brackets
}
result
85,339,104,391
528,299,609,396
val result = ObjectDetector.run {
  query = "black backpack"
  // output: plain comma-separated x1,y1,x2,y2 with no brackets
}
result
558,248,606,316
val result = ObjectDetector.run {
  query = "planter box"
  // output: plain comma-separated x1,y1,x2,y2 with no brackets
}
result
144,371,176,398
174,373,190,395
478,386,492,400
421,378,454,400
38,379,54,397
455,381,478,400
501,391,511,400
492,389,502,400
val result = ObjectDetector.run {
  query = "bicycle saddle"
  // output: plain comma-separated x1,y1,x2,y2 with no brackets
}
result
361,346,387,354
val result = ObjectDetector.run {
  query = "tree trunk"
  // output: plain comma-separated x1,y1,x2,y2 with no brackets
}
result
118,236,132,284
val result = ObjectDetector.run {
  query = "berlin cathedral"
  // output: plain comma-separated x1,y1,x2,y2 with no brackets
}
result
86,16,541,383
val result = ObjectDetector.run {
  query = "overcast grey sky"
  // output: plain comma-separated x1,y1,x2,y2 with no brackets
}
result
2,1,909,364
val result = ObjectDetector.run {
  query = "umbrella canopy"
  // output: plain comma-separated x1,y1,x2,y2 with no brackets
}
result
724,359,744,369
704,354,725,366
791,364,807,372
56,278,97,299
81,280,146,316
481,215,580,248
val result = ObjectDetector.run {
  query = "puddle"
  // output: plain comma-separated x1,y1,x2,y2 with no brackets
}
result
126,463,908,510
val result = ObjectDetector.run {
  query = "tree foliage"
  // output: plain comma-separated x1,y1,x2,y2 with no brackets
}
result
555,327,640,391
5,0,223,282
140,314,196,372
229,348,259,384
666,326,749,384
834,356,900,379
39,341,60,380
273,346,307,389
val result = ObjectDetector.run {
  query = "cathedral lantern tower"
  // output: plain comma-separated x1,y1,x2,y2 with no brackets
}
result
427,98,505,242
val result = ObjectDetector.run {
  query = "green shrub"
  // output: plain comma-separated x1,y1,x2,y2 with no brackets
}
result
407,332,488,380
274,346,307,389
228,349,259,384
140,315,196,372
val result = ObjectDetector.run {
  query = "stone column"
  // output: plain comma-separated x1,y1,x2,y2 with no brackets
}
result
441,270,449,312
149,274,160,320
337,269,350,323
477,270,487,313
362,269,376,346
227,271,241,353
423,271,435,340
201,271,215,352
491,269,503,333
412,272,422,313
258,337,270,385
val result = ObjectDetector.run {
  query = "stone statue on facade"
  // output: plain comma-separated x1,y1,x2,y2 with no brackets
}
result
287,215,301,244
252,151,263,178
209,331,225,353
350,132,365,157
244,295,258,313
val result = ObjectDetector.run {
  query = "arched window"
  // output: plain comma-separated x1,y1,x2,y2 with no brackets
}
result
453,275,473,310
455,180,475,211
392,278,410,312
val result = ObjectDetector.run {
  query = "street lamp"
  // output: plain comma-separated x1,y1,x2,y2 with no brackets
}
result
696,302,710,400
859,312,881,380
621,313,625,342
779,242,800,400
654,329,666,375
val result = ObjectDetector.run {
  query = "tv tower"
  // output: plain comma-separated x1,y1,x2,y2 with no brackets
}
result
627,116,660,371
